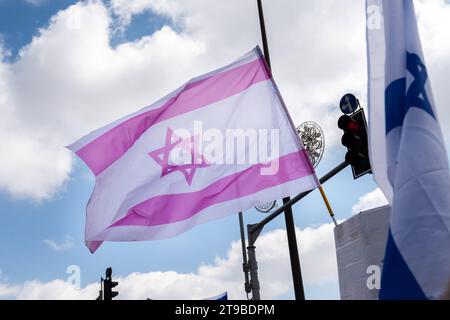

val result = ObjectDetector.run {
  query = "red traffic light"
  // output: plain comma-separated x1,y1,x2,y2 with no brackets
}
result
347,120,360,133
338,115,360,133
337,108,371,179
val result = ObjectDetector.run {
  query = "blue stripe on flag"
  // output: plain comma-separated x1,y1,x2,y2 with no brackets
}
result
203,292,228,300
380,230,427,300
385,52,435,134
216,293,227,300
385,77,406,133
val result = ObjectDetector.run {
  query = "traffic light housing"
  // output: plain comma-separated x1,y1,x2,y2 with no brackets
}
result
338,109,371,179
103,268,119,300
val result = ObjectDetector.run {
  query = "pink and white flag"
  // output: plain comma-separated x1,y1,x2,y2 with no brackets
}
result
68,47,319,253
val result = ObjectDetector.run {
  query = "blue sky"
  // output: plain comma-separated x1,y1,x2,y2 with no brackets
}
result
0,0,449,300
0,0,172,58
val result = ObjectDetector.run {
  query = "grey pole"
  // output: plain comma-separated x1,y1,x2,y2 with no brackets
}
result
247,245,260,300
238,212,252,298
247,224,262,300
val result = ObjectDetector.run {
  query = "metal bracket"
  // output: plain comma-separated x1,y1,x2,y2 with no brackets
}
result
247,223,263,246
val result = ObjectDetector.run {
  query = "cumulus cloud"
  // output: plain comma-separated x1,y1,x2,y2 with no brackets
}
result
0,283,19,298
109,0,182,28
43,235,75,252
352,188,389,215
1,0,449,200
0,269,19,298
0,223,338,299
0,1,203,200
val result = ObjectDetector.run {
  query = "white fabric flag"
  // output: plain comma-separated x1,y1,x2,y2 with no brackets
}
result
68,47,319,253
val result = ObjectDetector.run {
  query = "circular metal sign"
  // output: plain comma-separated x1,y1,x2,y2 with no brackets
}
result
339,93,358,115
254,122,324,214
255,200,277,213
297,121,325,168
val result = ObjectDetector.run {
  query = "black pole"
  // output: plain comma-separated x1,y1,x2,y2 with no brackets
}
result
256,0,305,300
257,0,271,68
283,199,305,300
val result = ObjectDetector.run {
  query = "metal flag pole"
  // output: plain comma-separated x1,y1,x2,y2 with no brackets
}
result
247,223,261,300
256,0,305,301
257,0,271,68
238,212,252,299
319,185,338,226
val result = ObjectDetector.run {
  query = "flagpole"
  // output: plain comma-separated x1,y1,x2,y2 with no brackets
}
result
256,0,305,301
257,0,271,68
319,185,338,226
238,212,252,299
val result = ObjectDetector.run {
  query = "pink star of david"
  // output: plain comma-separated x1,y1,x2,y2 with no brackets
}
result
149,128,210,185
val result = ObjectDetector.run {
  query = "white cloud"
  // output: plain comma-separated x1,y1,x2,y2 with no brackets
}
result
0,223,338,299
43,235,75,252
352,188,389,215
15,280,98,300
0,269,19,298
0,1,204,200
1,0,450,200
109,0,182,28
0,283,19,298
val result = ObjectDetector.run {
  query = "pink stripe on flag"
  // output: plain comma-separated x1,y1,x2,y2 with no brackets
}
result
110,150,313,228
75,58,271,176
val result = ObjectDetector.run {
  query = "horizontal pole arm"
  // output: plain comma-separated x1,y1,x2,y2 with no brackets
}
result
249,161,348,239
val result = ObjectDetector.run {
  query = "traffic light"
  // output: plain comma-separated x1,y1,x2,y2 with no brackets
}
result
338,109,371,179
96,289,103,300
103,267,119,300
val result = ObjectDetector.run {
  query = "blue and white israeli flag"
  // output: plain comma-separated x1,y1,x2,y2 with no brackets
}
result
203,292,228,300
366,0,450,299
